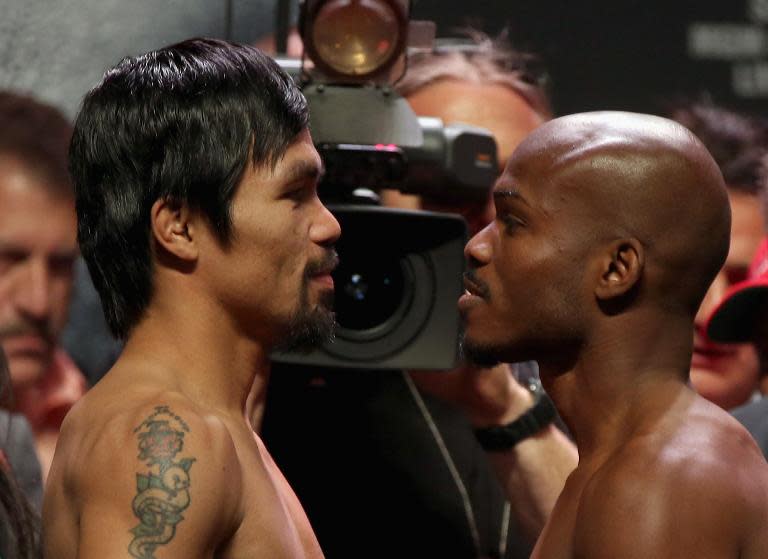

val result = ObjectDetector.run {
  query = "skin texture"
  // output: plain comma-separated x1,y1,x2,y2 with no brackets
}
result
382,78,576,542
43,129,341,558
461,111,768,558
691,189,763,409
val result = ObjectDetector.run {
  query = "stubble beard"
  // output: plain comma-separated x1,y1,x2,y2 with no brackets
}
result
459,332,505,368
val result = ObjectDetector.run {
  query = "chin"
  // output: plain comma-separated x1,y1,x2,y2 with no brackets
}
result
460,335,506,368
273,306,336,354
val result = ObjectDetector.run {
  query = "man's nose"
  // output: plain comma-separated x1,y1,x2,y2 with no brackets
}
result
14,257,51,320
464,223,494,268
311,203,342,246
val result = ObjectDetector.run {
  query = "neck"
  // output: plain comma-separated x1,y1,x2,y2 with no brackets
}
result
119,294,273,424
539,310,695,460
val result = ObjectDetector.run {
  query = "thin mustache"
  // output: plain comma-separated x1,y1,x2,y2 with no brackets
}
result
306,249,340,277
0,321,53,341
463,270,490,299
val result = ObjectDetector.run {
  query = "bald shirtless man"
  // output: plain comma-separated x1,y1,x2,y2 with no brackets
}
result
460,111,768,558
43,38,339,558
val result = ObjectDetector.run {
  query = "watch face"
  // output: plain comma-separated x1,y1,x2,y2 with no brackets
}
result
526,376,543,396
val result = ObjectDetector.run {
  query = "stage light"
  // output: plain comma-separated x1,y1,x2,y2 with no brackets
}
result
300,0,409,82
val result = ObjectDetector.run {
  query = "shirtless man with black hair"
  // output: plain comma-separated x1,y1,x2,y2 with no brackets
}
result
460,111,768,558
43,38,339,558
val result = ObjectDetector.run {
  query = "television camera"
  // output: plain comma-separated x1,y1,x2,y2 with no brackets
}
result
272,0,499,370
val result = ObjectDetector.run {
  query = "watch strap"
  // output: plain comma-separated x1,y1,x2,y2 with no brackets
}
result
474,385,557,451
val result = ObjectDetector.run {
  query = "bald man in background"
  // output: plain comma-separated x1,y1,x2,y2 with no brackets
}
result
461,111,768,557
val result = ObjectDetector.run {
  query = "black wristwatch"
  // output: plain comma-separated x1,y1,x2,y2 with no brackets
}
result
474,378,557,452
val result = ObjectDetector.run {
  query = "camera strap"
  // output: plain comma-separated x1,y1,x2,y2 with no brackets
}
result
402,371,510,559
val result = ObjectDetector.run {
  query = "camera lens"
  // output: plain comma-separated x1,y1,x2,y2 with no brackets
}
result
333,256,409,333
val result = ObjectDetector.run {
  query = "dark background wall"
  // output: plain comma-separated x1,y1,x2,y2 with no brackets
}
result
410,0,768,117
1,0,766,119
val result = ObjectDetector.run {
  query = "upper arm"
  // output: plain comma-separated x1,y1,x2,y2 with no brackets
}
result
75,403,242,559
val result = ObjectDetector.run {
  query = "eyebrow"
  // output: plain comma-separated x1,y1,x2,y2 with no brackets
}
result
493,189,531,207
282,159,325,185
0,242,79,259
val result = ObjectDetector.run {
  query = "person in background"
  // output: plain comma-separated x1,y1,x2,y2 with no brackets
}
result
669,102,768,409
706,238,768,458
706,144,768,457
0,346,42,559
0,91,86,482
263,33,577,559
0,339,43,512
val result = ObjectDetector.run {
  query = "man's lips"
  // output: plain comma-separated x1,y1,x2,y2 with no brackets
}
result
694,343,736,357
307,251,340,277
311,273,335,290
2,334,51,356
463,272,489,299
691,339,739,369
459,272,490,314
308,254,339,290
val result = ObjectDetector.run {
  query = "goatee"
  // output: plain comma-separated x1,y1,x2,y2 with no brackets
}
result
275,288,336,353
275,250,339,353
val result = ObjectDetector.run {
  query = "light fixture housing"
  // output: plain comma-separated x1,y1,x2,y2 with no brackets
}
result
299,0,410,84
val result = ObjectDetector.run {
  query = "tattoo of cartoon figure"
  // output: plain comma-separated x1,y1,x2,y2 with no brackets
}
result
128,406,195,559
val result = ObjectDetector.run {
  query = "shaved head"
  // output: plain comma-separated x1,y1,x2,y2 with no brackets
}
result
462,111,731,366
506,111,731,315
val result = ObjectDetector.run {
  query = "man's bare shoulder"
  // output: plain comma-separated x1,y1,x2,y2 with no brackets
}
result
572,401,768,558
58,384,241,476
46,385,245,558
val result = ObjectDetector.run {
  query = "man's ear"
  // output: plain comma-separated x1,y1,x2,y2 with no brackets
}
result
594,238,644,302
150,198,198,262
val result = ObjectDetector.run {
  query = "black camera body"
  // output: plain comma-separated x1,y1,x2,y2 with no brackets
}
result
276,204,466,370
271,3,498,371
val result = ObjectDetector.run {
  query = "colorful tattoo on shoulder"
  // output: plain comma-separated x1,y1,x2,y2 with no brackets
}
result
128,405,196,559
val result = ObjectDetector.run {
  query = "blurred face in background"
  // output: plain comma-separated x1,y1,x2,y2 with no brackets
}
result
380,78,546,235
691,188,764,409
0,157,77,391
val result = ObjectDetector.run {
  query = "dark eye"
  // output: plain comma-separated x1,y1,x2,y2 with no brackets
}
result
283,186,309,205
49,255,76,277
499,214,524,234
0,250,28,273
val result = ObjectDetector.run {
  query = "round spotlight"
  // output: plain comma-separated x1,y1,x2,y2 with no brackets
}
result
307,0,406,78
